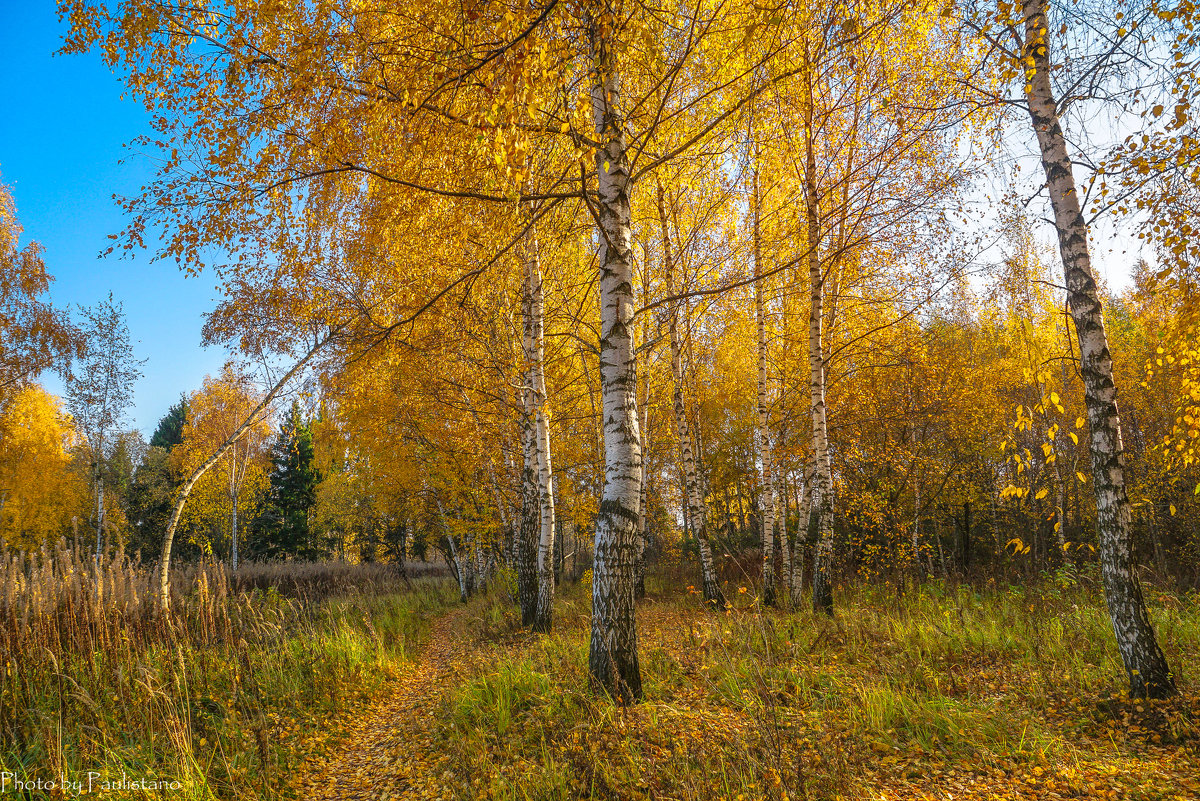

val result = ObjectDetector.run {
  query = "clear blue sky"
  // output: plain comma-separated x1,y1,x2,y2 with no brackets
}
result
0,2,228,438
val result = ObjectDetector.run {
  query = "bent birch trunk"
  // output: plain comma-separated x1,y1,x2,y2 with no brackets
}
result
1021,0,1174,698
158,332,335,611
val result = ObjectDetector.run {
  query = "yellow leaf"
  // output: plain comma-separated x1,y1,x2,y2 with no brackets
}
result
1069,432,1078,445
1075,417,1085,428
1076,471,1088,483
1035,488,1049,500
1170,504,1177,516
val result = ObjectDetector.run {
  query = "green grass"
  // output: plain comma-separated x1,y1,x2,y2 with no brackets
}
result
436,572,1200,800
9,555,1198,800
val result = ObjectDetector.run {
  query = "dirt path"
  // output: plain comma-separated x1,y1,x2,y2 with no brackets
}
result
294,609,470,800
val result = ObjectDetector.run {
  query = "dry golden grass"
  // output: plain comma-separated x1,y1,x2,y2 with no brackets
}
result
0,540,455,798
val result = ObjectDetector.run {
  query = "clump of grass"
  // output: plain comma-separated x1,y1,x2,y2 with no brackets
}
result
0,539,456,798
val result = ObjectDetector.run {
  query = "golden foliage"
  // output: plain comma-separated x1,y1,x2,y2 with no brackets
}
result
0,385,87,548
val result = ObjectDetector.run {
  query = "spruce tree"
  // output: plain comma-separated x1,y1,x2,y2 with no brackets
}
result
253,402,322,559
149,395,188,450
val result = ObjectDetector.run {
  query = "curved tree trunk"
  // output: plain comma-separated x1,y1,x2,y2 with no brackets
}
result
1021,0,1174,698
587,12,643,703
158,332,335,611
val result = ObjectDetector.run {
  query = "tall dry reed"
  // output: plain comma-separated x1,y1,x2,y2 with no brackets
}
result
0,539,452,797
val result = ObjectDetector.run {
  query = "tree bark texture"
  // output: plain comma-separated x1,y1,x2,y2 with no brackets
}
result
754,169,778,607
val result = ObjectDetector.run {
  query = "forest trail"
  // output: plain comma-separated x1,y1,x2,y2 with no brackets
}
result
294,608,471,801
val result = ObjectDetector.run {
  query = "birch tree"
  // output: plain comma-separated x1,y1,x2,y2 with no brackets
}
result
585,6,644,700
753,167,779,607
1010,0,1174,697
524,230,558,633
519,248,542,627
178,363,272,569
750,0,973,615
63,0,806,701
657,181,725,609
67,294,142,558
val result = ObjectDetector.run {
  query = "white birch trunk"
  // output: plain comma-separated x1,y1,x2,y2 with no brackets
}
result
231,489,239,572
804,105,836,616
448,531,467,604
158,332,334,610
795,460,812,602
912,472,923,578
753,169,778,607
1021,0,1174,697
94,475,105,559
528,235,557,633
776,471,791,605
587,12,643,702
635,248,651,599
658,181,724,609
228,440,247,572
518,265,540,626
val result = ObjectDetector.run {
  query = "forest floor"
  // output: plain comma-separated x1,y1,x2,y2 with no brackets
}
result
289,574,1200,801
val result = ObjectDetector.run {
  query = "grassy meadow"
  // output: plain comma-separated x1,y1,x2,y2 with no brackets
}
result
438,572,1200,801
1,548,1197,800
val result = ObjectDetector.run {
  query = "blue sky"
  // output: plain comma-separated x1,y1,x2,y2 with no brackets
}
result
0,2,228,438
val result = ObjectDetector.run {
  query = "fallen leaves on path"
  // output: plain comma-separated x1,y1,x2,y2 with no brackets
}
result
293,609,470,800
